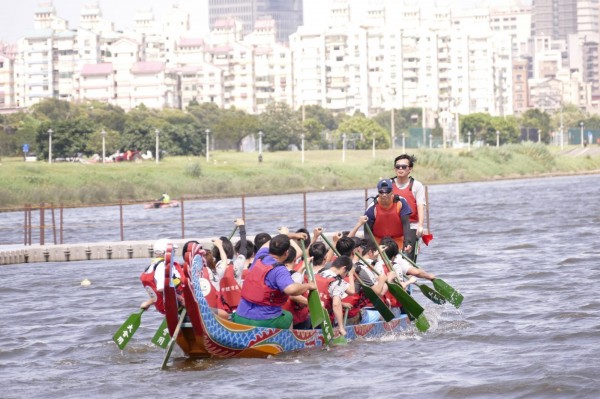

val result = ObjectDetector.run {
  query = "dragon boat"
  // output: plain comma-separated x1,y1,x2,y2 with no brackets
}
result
163,244,412,359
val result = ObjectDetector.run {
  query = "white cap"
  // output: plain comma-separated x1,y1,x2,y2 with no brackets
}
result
153,239,178,254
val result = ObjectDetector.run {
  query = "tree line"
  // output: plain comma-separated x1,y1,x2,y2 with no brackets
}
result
1,99,598,159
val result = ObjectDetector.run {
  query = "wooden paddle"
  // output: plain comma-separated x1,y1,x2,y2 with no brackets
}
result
363,224,430,332
300,240,336,345
398,250,464,308
421,185,433,245
112,308,146,350
227,225,238,240
320,234,394,322
160,308,187,370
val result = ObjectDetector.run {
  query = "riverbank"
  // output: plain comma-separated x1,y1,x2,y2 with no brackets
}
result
1,143,600,209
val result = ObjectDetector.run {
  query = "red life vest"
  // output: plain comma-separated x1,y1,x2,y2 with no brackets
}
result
218,262,242,313
293,258,304,272
200,265,220,309
341,275,362,318
140,257,165,314
282,272,309,325
382,262,401,308
373,201,404,246
240,257,288,307
315,273,337,315
392,177,418,224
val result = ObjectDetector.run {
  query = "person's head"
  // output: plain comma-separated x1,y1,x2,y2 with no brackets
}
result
254,232,272,251
359,239,378,258
336,235,355,257
212,236,234,261
269,234,291,259
295,227,311,248
393,154,415,176
235,238,255,258
284,245,297,265
182,240,200,256
377,178,394,205
153,238,178,257
331,255,353,275
309,241,327,266
380,236,399,259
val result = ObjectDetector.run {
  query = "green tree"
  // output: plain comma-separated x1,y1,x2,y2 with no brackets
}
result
30,98,83,123
259,103,305,151
461,113,492,142
302,104,338,131
520,109,552,143
334,114,390,150
213,108,259,151
35,118,96,159
85,129,121,156
302,118,328,149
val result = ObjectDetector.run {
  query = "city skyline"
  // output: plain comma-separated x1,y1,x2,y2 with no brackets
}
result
0,0,521,44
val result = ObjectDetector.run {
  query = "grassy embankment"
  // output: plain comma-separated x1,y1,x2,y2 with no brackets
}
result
1,143,599,210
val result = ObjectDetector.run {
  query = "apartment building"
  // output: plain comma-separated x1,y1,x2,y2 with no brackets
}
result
0,44,16,109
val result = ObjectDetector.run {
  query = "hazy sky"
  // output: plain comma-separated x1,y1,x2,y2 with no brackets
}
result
0,0,525,44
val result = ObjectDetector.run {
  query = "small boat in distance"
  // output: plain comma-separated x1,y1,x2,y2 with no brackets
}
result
144,200,180,209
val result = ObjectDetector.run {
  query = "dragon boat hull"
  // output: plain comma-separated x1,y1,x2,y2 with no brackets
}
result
166,246,412,359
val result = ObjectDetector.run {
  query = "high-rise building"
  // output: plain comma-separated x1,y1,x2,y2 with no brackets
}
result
208,0,303,43
531,0,578,41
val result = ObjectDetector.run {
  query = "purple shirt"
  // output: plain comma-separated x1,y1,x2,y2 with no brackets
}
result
236,247,295,320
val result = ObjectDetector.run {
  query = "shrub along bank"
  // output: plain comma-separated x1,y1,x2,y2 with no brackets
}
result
1,143,599,209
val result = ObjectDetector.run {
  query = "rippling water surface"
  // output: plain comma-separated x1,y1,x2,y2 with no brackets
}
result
1,175,599,398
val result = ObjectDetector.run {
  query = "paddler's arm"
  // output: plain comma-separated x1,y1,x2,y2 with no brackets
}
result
284,281,316,296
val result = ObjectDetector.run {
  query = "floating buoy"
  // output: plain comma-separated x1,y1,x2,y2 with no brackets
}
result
81,278,91,286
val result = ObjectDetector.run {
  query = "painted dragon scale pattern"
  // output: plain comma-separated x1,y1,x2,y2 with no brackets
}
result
179,251,411,358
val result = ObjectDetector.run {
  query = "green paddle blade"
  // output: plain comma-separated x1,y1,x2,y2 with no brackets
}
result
415,313,430,332
151,318,171,349
320,315,335,345
331,336,348,345
385,282,425,319
113,309,145,350
307,290,325,328
417,283,446,305
433,278,464,308
362,284,395,322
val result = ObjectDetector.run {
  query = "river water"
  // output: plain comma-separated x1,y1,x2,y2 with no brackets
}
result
1,174,599,398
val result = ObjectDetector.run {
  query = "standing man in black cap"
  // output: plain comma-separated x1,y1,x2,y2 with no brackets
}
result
364,178,413,253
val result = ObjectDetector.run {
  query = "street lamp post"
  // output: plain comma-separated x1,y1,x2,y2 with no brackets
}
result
496,130,500,148
47,128,53,164
580,122,584,147
101,129,107,164
258,131,263,162
301,133,305,164
402,132,406,153
205,129,210,162
155,129,160,164
429,133,432,149
372,134,375,159
342,133,346,162
391,108,395,149
467,131,472,152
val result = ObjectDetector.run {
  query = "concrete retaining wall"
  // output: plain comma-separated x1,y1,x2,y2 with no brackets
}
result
0,238,216,265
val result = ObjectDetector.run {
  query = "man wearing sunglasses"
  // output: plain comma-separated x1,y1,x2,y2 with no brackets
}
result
364,178,413,253
390,154,426,262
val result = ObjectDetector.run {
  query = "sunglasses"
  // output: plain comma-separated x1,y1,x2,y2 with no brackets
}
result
378,190,392,195
394,164,409,170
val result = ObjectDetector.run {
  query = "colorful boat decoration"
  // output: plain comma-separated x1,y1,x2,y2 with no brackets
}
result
165,245,413,359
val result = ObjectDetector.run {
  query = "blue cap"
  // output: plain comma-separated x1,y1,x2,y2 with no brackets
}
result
377,179,393,193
